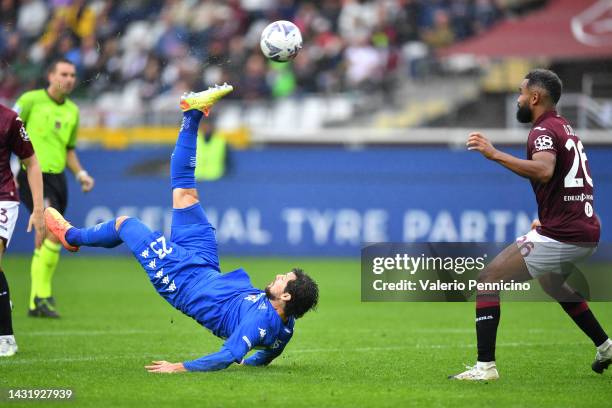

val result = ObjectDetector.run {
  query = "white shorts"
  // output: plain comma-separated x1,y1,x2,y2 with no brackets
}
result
516,229,596,278
0,201,19,248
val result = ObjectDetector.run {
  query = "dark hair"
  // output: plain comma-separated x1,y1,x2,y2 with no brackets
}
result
525,69,563,105
284,268,318,319
47,58,76,74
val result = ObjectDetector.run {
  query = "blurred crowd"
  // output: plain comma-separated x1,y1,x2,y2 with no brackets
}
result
0,0,516,105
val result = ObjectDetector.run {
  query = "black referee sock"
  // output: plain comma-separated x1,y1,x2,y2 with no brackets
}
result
560,300,609,347
476,292,500,362
0,268,14,336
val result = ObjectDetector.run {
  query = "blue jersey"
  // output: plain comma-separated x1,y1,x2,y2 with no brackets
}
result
122,205,295,372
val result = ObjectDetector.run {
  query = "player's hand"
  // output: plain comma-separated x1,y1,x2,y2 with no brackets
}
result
27,208,46,248
145,361,187,373
77,171,95,193
466,132,498,160
531,219,541,230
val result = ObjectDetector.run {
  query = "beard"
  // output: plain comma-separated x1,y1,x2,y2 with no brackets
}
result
516,103,533,123
265,286,276,300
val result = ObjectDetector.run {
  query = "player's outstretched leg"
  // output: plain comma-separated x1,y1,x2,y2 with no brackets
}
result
172,83,233,193
171,108,203,192
538,274,612,374
449,242,532,381
45,208,122,252
0,267,18,357
45,208,160,258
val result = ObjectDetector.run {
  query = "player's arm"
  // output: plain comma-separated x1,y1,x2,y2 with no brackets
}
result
145,319,265,373
9,116,45,247
22,154,45,248
466,132,555,183
66,149,94,192
242,343,287,367
65,113,94,192
144,349,235,373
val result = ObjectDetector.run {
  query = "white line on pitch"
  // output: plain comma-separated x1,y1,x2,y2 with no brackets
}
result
2,342,587,365
17,328,561,337
19,329,159,336
290,342,586,354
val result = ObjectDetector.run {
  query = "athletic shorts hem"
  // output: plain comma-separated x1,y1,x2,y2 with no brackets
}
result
516,229,596,278
0,201,19,247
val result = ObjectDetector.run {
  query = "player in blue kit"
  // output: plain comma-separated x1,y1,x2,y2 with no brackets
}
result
44,84,318,373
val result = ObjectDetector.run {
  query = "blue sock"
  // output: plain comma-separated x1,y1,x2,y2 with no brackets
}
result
171,110,203,189
65,220,122,248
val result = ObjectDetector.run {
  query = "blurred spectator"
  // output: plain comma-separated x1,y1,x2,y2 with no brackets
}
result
269,61,296,98
78,35,100,79
449,0,474,40
138,55,163,102
0,0,18,28
0,71,20,102
473,0,502,33
0,32,21,62
344,36,383,91
195,120,228,181
238,53,271,99
338,0,379,44
11,51,42,90
154,9,190,60
422,9,455,49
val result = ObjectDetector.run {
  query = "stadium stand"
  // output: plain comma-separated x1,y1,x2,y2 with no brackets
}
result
2,0,609,133
0,0,538,128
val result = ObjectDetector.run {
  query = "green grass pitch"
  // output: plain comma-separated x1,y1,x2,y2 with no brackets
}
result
2,255,612,407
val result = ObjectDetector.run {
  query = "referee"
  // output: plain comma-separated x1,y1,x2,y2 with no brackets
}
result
13,58,94,318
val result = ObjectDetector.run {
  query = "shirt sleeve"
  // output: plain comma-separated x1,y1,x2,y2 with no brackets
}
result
221,316,268,362
242,346,285,367
528,128,557,157
182,317,267,372
67,110,79,150
182,349,235,372
8,115,34,160
13,93,33,123
243,326,293,367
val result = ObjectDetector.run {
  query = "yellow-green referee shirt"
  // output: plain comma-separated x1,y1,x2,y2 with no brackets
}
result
13,89,79,174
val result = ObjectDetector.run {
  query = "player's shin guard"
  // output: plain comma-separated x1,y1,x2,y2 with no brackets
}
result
171,110,203,190
0,268,14,336
476,291,500,362
560,299,609,347
65,220,122,248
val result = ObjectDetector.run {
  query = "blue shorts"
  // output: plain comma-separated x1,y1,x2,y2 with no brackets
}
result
118,203,220,309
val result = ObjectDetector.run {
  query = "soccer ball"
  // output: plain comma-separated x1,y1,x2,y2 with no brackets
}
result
260,20,303,62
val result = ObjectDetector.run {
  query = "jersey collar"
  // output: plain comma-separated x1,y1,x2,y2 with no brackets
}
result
532,109,557,128
45,89,66,105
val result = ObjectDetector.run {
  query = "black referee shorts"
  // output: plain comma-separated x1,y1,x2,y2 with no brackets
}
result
17,170,68,215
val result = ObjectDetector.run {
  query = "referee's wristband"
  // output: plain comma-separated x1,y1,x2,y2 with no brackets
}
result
75,170,89,182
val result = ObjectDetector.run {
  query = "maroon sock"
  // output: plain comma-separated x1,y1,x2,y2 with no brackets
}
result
560,300,608,347
0,269,13,336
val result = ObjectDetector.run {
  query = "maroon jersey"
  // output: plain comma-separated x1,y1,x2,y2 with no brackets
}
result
527,110,600,243
0,104,34,201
